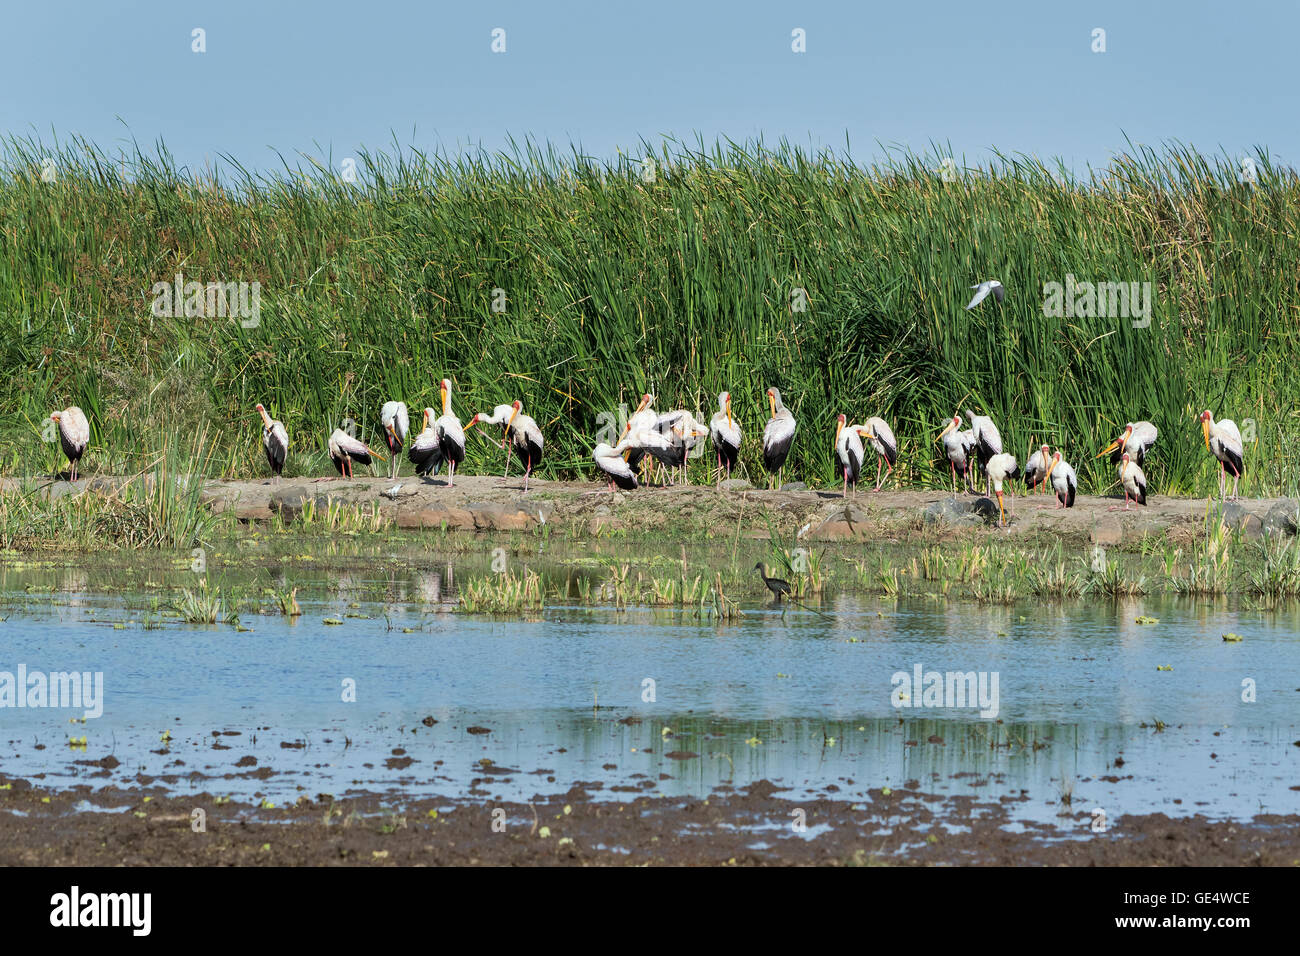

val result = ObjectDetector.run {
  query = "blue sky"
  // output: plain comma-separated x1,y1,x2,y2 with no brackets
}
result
1,0,1295,175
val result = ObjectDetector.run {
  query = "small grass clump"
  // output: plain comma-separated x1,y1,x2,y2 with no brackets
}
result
458,569,544,616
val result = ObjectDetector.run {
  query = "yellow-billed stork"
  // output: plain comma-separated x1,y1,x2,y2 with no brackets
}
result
255,403,288,482
49,406,90,482
1201,410,1244,501
762,387,797,488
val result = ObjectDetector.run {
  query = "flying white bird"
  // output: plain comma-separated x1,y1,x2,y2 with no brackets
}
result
1200,410,1244,501
49,406,90,482
255,403,288,482
965,279,1005,310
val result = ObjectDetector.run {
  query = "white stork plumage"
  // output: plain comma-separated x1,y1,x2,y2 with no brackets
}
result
466,400,544,491
380,401,410,480
432,378,466,486
833,414,864,498
1099,421,1158,467
1041,451,1077,509
255,403,288,482
1201,410,1244,501
858,416,898,491
762,387,797,488
1111,452,1148,510
327,427,384,478
936,414,977,494
709,391,742,486
593,439,638,491
49,406,89,482
1023,443,1052,494
662,410,709,485
407,407,442,476
619,426,684,481
985,452,1019,528
964,409,1003,495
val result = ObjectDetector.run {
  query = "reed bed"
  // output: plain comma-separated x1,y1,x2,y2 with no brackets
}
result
3,134,1298,495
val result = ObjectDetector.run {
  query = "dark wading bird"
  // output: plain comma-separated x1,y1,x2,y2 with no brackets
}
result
1201,409,1244,501
754,562,830,618
255,403,288,482
709,391,742,486
327,426,385,478
833,413,864,498
381,401,410,480
762,387,797,489
49,406,89,482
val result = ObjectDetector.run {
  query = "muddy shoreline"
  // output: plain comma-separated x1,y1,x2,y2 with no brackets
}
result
5,475,1297,548
1,775,1294,866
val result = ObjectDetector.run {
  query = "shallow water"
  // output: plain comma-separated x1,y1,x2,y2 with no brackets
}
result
0,563,1297,832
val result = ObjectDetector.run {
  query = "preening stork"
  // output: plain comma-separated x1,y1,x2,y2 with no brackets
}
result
619,425,684,482
1098,421,1158,467
985,452,1019,528
407,407,442,476
621,393,658,478
1110,452,1147,510
858,417,898,491
936,414,977,494
662,410,709,485
1023,443,1052,494
328,427,385,478
1201,410,1244,501
380,401,410,480
1041,451,1077,509
593,438,638,491
255,403,288,482
709,391,742,486
833,414,864,497
467,400,544,490
762,387,797,488
49,406,89,482
964,410,1003,495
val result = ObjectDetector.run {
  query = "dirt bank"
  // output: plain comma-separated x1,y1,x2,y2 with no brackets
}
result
7,475,1297,548
0,775,1293,866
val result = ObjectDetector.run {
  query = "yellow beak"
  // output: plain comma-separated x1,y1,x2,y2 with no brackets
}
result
1096,439,1120,459
505,406,519,437
937,421,955,443
1202,419,1210,450
833,419,843,452
767,394,776,417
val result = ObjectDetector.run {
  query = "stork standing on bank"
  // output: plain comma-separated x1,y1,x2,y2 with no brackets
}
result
709,391,742,486
1023,443,1052,494
833,414,864,498
1098,421,1158,467
986,452,1019,528
936,414,977,494
1201,410,1244,501
327,427,385,478
432,379,466,486
380,401,410,480
762,387,797,489
1040,451,1077,509
255,403,288,482
49,406,89,482
467,400,544,491
1110,452,1148,510
965,410,1003,496
593,438,638,491
858,417,898,491
408,407,442,477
